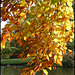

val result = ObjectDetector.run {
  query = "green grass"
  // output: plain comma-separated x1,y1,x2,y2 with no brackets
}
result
1,58,30,65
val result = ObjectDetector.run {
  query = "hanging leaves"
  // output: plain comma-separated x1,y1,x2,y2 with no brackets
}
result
1,0,74,75
43,69,48,75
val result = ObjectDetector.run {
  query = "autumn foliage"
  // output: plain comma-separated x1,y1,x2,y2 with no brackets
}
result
1,0,74,75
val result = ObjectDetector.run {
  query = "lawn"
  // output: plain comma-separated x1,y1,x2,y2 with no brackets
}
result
1,58,30,65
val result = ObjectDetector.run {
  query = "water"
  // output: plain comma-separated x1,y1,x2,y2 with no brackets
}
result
1,66,74,75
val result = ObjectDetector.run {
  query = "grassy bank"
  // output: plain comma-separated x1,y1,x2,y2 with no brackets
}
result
1,58,74,68
1,58,30,65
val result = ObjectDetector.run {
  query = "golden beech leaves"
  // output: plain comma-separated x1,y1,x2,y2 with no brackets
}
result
57,59,62,66
24,36,27,41
1,0,74,75
43,69,48,75
48,67,52,70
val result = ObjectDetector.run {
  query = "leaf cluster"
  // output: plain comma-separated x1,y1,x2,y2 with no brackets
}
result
1,0,74,75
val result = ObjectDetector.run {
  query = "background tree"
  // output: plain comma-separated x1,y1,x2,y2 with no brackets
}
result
1,0,74,75
1,39,22,59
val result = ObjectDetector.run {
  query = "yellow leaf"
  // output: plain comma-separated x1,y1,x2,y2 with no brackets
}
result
67,1,72,7
68,49,72,54
41,6,45,11
20,1,26,7
49,53,52,57
54,55,57,60
43,69,48,75
8,37,13,42
57,59,62,66
45,7,50,12
54,31,60,34
69,38,73,42
20,13,26,17
48,67,52,70
1,44,5,49
66,25,71,30
59,56,63,61
27,54,30,57
46,55,49,60
48,32,50,35
38,14,41,17
54,38,58,43
68,49,72,52
27,21,31,25
24,36,27,40
65,7,70,14
51,4,55,8
59,51,62,55
30,70,34,75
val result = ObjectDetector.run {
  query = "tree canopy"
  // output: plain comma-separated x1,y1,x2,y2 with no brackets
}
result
1,0,74,75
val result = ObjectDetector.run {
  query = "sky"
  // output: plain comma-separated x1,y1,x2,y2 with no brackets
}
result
1,21,7,34
1,21,7,29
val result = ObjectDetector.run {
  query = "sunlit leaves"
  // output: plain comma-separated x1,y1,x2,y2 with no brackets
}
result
48,67,52,70
30,70,34,75
57,59,62,66
24,36,27,41
67,0,73,7
1,43,5,49
68,49,72,54
54,55,57,61
20,1,27,7
49,52,52,57
27,20,31,25
20,12,26,19
1,0,74,75
8,37,13,42
43,69,48,75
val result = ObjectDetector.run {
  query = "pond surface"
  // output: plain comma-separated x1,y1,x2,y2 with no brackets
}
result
1,66,74,75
